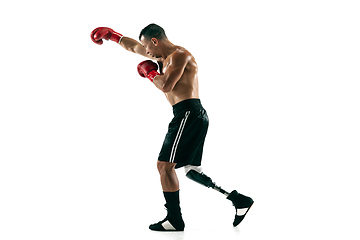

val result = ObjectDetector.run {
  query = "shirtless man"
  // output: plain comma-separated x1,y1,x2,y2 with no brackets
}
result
90,24,254,231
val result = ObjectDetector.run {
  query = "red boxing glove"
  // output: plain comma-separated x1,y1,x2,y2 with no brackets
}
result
137,60,160,82
90,27,123,45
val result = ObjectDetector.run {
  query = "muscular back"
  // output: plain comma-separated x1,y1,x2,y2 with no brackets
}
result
158,47,199,106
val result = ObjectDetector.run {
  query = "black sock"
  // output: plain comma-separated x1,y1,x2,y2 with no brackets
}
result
163,190,180,208
163,190,181,217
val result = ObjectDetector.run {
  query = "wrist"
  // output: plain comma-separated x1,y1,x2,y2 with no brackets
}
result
147,70,160,82
110,31,124,44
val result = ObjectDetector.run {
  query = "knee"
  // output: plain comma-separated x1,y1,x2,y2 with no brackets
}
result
157,161,176,176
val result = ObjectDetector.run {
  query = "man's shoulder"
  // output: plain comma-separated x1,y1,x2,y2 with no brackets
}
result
174,46,191,55
171,47,192,62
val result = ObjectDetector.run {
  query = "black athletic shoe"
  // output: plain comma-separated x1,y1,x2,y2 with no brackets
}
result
227,190,254,227
149,205,185,231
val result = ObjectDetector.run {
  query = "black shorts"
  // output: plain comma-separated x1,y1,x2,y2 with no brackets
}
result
158,99,209,169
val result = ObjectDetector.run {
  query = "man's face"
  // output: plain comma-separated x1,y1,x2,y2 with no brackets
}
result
140,36,159,58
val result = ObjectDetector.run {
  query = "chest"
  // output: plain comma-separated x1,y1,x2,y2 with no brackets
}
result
158,59,171,74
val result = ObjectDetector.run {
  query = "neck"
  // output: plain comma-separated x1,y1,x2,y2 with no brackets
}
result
159,40,178,59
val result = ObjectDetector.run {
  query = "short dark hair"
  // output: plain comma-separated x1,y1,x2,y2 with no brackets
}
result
139,23,167,41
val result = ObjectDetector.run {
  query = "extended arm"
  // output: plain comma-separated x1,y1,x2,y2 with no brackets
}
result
119,37,151,59
90,27,158,60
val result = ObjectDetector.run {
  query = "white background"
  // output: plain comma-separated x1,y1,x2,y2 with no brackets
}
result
1,0,359,239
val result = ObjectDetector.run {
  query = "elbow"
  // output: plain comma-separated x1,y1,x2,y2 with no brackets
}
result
161,87,171,93
154,78,173,93
161,84,173,93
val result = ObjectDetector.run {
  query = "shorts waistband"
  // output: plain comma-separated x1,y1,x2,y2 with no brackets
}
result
172,98,203,115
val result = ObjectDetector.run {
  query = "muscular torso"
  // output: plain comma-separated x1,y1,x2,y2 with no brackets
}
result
158,46,199,106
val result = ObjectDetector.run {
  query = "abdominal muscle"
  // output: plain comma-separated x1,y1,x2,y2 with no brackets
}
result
165,77,200,106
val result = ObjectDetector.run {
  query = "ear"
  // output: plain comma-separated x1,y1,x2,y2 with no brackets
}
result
151,38,158,46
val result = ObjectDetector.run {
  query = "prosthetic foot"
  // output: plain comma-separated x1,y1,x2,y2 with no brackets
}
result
227,190,254,227
149,204,185,231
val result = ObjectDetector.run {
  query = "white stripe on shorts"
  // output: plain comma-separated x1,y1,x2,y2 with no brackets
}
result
169,111,190,163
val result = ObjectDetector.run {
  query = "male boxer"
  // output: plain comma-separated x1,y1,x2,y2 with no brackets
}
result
90,24,254,231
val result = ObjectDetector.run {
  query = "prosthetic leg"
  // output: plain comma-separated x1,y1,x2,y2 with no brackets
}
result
184,166,229,196
185,165,254,227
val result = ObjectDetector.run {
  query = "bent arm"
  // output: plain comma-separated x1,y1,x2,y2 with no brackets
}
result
153,50,190,93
